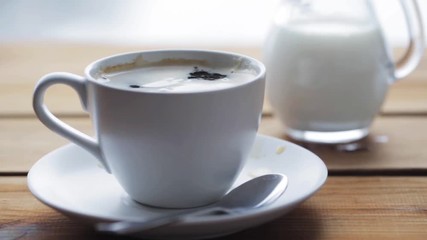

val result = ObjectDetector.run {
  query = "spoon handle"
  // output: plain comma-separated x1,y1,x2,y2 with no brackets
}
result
96,206,232,234
96,174,287,235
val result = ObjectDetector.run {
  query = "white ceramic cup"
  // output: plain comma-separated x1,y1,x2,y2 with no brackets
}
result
33,50,266,208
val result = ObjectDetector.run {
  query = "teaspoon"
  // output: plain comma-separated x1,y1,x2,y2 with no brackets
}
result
97,173,288,235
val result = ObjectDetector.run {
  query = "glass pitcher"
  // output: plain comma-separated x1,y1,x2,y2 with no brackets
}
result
264,0,424,144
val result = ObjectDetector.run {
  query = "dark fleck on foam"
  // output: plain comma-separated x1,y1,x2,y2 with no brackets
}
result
188,66,227,81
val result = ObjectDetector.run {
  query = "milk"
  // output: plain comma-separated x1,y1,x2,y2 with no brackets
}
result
265,19,394,132
98,64,255,93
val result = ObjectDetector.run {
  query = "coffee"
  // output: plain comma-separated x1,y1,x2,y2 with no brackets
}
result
97,61,256,93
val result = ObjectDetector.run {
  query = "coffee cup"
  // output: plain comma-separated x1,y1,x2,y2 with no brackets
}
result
33,50,266,208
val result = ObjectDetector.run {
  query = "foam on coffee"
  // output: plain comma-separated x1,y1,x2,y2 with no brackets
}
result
96,59,256,93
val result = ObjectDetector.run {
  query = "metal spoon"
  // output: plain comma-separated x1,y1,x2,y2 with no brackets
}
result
97,173,288,235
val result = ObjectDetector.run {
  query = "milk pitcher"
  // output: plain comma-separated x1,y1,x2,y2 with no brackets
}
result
264,0,424,143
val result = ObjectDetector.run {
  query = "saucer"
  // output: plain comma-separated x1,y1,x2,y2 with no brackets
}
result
28,134,327,239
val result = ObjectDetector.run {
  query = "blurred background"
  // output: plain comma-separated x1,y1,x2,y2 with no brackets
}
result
0,0,426,48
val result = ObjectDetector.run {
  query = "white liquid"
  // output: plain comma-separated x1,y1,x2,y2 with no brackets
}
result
265,20,394,132
98,65,255,93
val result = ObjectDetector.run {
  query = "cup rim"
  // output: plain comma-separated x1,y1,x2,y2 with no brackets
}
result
84,49,266,95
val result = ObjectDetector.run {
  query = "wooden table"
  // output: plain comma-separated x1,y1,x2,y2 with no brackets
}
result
1,43,427,239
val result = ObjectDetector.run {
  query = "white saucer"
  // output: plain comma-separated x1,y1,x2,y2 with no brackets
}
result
28,134,327,239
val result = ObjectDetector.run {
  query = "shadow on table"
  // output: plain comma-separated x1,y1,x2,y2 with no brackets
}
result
222,205,323,240
0,218,136,240
274,132,405,175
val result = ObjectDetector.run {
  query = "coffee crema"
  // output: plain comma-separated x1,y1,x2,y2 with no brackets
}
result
97,62,256,93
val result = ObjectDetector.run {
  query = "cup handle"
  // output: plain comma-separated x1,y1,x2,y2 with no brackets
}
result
32,72,111,173
394,0,425,80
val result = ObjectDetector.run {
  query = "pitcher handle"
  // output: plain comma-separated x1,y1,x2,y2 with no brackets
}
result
394,0,425,80
32,72,111,173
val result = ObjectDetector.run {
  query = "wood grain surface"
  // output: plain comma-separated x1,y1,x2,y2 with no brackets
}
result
1,177,426,240
260,115,427,173
0,43,426,115
1,114,426,173
0,43,259,115
1,43,427,240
